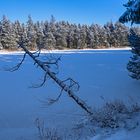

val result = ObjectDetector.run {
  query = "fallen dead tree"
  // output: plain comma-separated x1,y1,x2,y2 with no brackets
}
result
7,37,94,116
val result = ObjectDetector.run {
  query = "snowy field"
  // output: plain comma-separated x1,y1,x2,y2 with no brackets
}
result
0,49,140,140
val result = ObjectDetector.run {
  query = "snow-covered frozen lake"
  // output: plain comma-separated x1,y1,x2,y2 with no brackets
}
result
0,49,140,139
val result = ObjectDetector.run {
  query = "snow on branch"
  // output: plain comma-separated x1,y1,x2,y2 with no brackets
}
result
119,0,140,24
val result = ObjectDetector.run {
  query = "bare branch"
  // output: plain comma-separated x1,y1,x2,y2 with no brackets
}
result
32,50,41,58
62,78,80,92
5,53,27,72
46,91,63,106
39,89,64,107
43,56,60,65
30,72,48,88
42,56,61,68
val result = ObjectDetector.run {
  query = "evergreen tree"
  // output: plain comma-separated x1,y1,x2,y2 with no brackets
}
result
127,29,140,79
114,22,129,47
0,15,132,51
13,20,24,49
119,0,140,24
43,21,56,49
66,26,75,49
119,0,140,80
91,24,102,48
26,16,37,50
98,25,107,48
78,25,87,49
34,21,44,50
0,16,17,50
86,28,94,48
0,41,3,50
104,22,116,47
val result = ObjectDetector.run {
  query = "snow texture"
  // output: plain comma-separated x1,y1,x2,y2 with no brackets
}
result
0,49,140,139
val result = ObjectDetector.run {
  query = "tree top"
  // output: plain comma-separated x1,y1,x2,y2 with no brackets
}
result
119,0,140,24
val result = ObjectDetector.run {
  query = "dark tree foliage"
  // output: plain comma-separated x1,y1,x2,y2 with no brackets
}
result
119,0,140,24
127,29,140,79
119,0,140,80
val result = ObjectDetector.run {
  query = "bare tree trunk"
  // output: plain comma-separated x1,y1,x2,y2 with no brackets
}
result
20,44,93,115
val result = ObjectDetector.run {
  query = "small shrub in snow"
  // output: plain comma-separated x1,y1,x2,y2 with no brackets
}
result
75,100,140,135
34,101,140,140
35,118,62,140
130,102,140,113
94,100,129,128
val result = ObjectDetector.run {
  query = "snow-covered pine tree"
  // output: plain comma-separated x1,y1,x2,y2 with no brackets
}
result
67,26,75,49
104,22,116,48
0,15,131,51
86,26,94,48
119,0,140,24
90,24,100,48
0,15,17,50
43,21,56,49
114,22,129,47
119,0,140,79
77,25,87,49
26,16,37,50
127,29,140,79
55,22,68,49
34,21,44,50
0,42,3,50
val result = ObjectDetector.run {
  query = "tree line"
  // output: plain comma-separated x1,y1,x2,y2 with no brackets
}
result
0,15,139,51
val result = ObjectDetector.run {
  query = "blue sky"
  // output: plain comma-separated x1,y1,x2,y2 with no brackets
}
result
0,0,127,25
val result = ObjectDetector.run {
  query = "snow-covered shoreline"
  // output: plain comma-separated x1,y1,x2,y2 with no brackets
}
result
0,47,131,55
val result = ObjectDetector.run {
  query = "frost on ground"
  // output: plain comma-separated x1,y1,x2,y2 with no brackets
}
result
0,49,140,139
91,121,140,140
33,100,140,140
78,100,140,140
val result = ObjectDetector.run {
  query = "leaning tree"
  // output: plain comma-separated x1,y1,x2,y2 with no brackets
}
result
6,34,94,116
119,0,140,79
